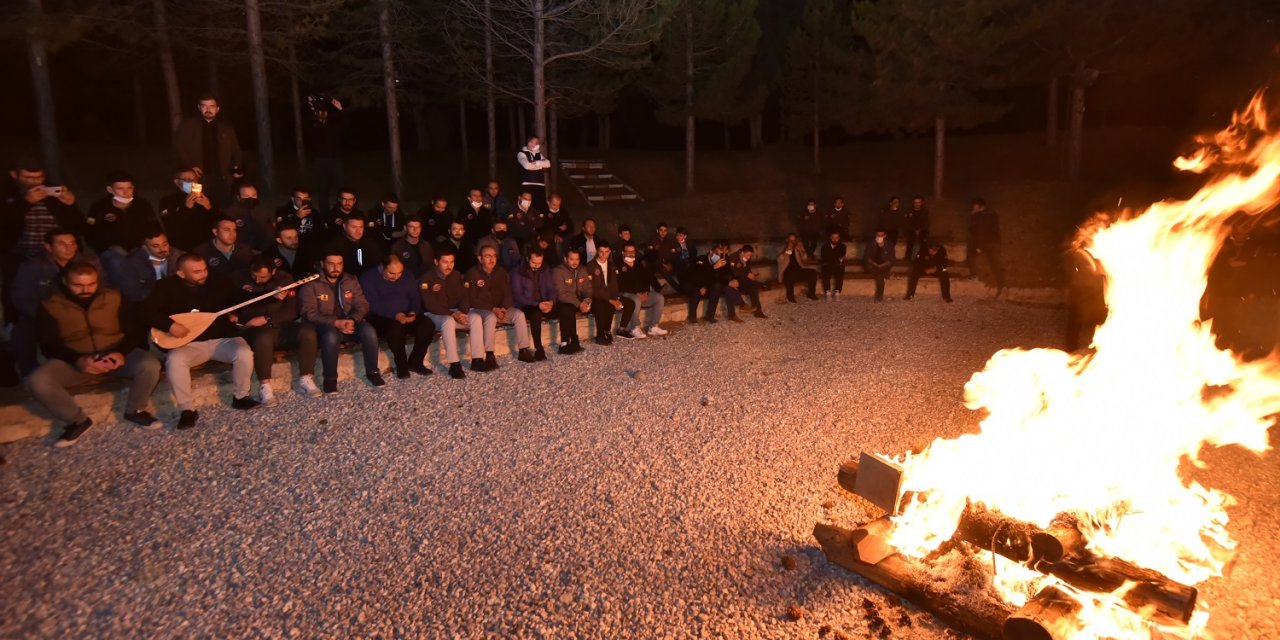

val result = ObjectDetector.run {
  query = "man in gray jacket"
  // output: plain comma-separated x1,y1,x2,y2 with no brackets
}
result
551,248,593,355
298,251,384,394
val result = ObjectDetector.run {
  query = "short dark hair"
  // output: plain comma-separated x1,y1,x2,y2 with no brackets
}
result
12,157,43,173
338,188,357,198
322,249,346,260
435,245,457,259
197,92,218,103
595,240,612,251
656,221,668,229
291,185,309,195
381,192,399,204
275,222,300,237
64,262,99,279
622,241,637,252
617,224,631,233
140,227,167,242
806,198,817,205
177,252,206,268
675,226,688,235
972,197,986,206
212,216,237,230
43,227,77,244
739,244,754,254
564,247,582,259
343,212,366,224
104,170,134,185
405,215,423,226
249,256,275,273
526,246,545,259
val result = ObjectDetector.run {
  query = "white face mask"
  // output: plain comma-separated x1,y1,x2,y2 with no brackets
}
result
530,145,541,154
471,200,482,209
807,205,816,213
708,253,720,265
113,195,134,205
180,181,193,194
623,256,635,264
520,200,531,210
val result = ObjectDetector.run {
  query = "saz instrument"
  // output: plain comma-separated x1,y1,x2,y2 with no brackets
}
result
151,273,320,350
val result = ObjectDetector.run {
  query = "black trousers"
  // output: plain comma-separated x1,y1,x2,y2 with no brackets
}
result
907,267,951,300
554,302,582,344
309,157,344,214
783,266,817,301
903,229,928,261
242,323,303,381
867,265,892,299
369,315,435,372
686,284,722,320
968,241,1006,289
520,305,548,351
820,265,844,293
589,299,616,338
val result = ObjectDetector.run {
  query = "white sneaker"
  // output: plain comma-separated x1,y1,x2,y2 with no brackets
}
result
259,383,278,407
295,375,322,399
833,291,841,300
632,327,649,339
645,325,669,336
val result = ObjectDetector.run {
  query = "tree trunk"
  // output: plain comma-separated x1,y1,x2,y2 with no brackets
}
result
548,101,558,195
245,0,275,193
413,107,430,152
1068,64,1087,182
507,102,518,151
484,0,497,180
532,0,547,142
132,72,148,146
1047,75,1059,147
459,97,470,172
25,0,62,182
379,0,404,196
933,115,945,198
517,103,527,146
683,5,695,194
153,0,182,132
288,41,306,176
750,111,763,149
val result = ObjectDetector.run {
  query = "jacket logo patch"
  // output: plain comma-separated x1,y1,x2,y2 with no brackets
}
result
476,279,486,287
344,290,354,299
104,213,117,223
432,284,442,292
563,278,572,284
420,283,430,290
209,257,222,266
318,293,330,301
235,219,245,227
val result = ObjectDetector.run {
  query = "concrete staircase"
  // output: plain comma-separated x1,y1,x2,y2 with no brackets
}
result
559,159,643,206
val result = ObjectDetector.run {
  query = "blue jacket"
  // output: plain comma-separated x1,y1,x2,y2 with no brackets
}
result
510,263,556,308
359,266,422,319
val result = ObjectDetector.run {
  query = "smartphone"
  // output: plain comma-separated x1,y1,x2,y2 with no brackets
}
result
191,183,203,194
45,185,65,196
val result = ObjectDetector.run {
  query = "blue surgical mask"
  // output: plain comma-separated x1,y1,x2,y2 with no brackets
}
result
180,181,193,194
709,253,720,265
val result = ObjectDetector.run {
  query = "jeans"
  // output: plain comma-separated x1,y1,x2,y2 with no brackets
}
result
685,285,721,320
620,292,665,331
165,337,254,409
299,321,379,381
27,349,161,423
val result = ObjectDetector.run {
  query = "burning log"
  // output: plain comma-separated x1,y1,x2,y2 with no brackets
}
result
954,503,1082,566
1002,586,1084,640
1048,555,1197,626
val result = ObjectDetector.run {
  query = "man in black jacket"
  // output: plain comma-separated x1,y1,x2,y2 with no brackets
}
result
419,248,470,378
193,217,255,281
366,192,405,252
684,242,729,324
584,241,624,344
326,214,383,276
143,253,259,429
818,232,848,300
171,94,243,209
864,230,895,302
616,242,667,339
85,171,160,279
230,256,302,407
390,216,435,277
156,169,214,252
967,197,1006,297
2,159,83,325
726,245,766,320
905,240,952,303
29,263,163,446
261,223,310,279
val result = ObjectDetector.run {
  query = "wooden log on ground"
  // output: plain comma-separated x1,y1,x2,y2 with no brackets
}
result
1047,555,1197,626
813,522,1007,640
953,503,1083,566
1002,586,1084,640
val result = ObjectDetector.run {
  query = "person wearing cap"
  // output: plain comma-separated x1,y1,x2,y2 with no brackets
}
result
864,229,895,302
904,239,952,303
465,245,534,369
616,241,668,339
419,247,470,378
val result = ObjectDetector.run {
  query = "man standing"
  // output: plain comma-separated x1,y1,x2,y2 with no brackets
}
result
777,233,819,303
905,240,952,303
818,231,848,300
551,248,593,354
30,263,163,446
616,242,667,339
224,183,275,251
878,196,904,260
824,197,852,243
798,198,823,254
11,229,101,374
360,255,434,379
390,216,435,277
298,252,385,393
967,197,1006,297
585,241,624,345
157,169,214,251
466,245,534,370
510,247,556,361
864,230,894,302
143,253,258,429
419,248,470,379
903,195,931,261
517,136,552,209
306,97,346,213
172,94,243,209
326,214,384,276
726,245,766,319
194,217,255,281
230,257,301,407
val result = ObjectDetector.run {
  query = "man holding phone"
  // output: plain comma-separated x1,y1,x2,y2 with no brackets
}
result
172,93,243,209
360,255,434,379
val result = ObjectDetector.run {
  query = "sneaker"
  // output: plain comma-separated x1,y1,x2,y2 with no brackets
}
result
833,291,841,300
560,343,583,355
824,291,832,301
471,357,488,372
534,348,548,361
55,418,93,447
594,335,611,346
409,364,433,376
449,362,466,379
517,348,536,363
258,383,278,407
753,310,768,319
323,379,338,394
295,375,322,398
232,396,261,411
645,326,668,337
688,316,700,324
485,352,498,370
633,327,649,339
616,329,635,340
123,410,163,430
366,372,387,387
176,410,199,430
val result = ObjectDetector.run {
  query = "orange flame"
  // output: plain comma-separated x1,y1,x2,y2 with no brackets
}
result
882,92,1280,637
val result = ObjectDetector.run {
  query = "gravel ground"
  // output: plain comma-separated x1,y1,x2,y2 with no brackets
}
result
2,279,1276,639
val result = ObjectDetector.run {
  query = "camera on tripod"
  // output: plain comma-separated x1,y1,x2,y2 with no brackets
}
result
306,94,334,114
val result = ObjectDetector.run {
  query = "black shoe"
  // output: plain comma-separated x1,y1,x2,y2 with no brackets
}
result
485,352,498,370
688,316,699,324
616,329,635,340
55,417,93,447
595,336,610,346
471,358,488,372
728,315,745,323
704,316,718,324
123,410,163,430
232,396,261,410
409,364,433,376
534,348,548,361
449,362,466,379
518,348,536,363
396,369,412,379
176,410,199,430
806,294,819,300
944,297,954,303
786,296,797,303
323,379,338,394
560,343,582,355
752,310,768,319
366,372,387,387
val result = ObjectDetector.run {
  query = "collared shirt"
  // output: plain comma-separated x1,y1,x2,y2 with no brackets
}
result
585,235,597,263
595,259,609,286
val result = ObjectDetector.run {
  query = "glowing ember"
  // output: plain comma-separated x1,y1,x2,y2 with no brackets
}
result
882,93,1280,637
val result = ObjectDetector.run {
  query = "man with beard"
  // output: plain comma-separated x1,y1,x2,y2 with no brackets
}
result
437,221,476,273
30,263,163,446
465,245,533,370
172,94,243,208
864,230,895,302
360,254,434,379
156,168,215,251
298,251,384,394
569,218,601,264
261,223,310,278
117,229,183,306
274,186,320,239
551,248,593,354
325,189,360,232
390,216,435,277
510,247,556,361
143,253,258,429
419,248,470,379
818,231,848,300
11,229,102,374
2,158,84,324
905,239,953,304
418,196,454,245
